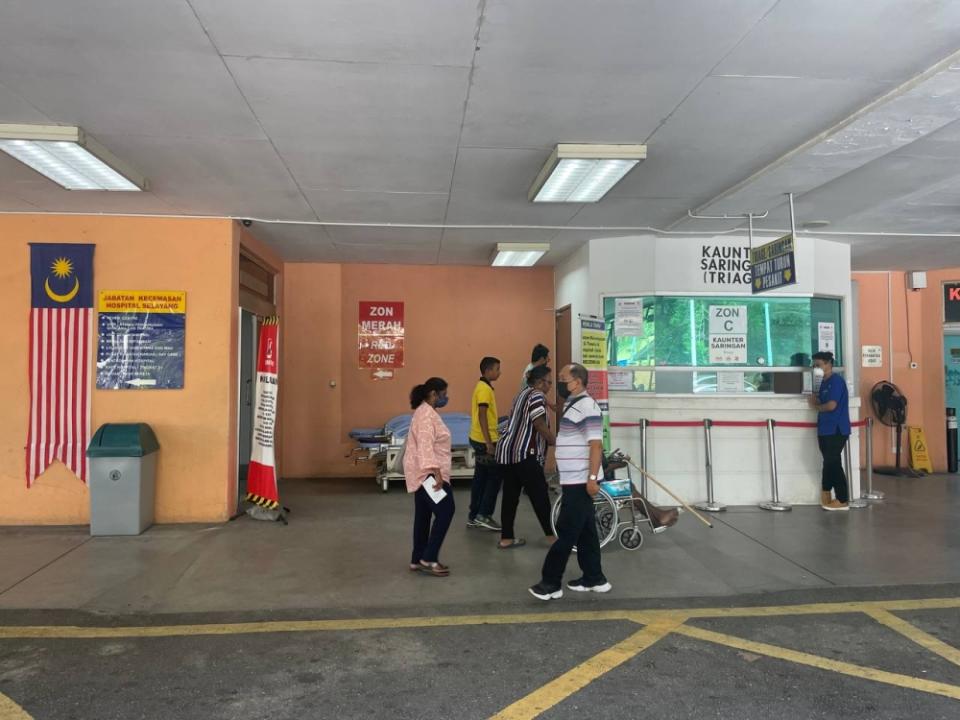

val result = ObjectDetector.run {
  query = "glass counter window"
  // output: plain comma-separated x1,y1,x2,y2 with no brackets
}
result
603,295,843,394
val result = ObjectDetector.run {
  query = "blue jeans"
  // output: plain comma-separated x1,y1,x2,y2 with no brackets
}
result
468,440,502,520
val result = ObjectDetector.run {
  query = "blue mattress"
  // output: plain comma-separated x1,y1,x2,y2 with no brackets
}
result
350,412,473,447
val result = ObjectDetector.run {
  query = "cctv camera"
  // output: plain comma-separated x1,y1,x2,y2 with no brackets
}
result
241,219,253,227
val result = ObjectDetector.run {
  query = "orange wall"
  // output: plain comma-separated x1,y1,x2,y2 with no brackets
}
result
281,264,555,478
0,215,238,524
855,270,960,471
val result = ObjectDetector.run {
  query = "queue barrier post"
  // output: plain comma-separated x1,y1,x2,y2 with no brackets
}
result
695,419,725,512
845,430,869,508
760,418,791,511
639,418,649,496
862,417,884,501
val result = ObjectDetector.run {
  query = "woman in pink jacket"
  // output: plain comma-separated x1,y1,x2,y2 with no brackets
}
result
404,377,454,577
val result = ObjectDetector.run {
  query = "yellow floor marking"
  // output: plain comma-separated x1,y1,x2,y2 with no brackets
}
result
676,596,960,620
864,608,960,668
675,624,960,701
489,618,684,720
0,597,955,640
0,610,640,640
0,692,32,720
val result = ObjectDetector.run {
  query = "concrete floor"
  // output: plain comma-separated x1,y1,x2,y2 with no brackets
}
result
0,474,957,615
0,475,957,719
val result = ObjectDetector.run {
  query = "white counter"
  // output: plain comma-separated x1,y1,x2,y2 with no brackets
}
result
607,393,862,507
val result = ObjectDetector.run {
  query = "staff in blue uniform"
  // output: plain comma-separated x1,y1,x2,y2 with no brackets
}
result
810,351,850,511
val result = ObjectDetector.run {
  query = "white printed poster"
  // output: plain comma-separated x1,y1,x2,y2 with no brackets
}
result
818,322,836,353
608,368,634,391
717,371,744,394
614,298,644,337
708,305,747,364
861,345,882,368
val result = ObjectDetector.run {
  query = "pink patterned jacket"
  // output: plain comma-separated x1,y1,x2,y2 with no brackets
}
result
403,402,452,493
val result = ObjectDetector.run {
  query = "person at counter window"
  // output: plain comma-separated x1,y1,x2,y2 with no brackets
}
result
810,351,850,511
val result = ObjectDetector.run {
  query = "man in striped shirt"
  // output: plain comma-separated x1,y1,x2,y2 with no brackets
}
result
530,363,610,600
496,365,557,549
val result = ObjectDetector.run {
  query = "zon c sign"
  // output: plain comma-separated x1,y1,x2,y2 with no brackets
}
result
359,301,405,369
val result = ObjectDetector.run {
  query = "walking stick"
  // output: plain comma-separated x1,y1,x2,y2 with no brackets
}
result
624,458,714,529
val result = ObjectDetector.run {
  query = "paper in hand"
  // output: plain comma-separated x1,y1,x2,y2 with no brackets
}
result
423,475,447,504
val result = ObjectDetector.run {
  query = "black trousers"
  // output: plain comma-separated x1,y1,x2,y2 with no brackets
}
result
412,484,455,564
541,484,606,589
818,432,850,503
500,457,553,540
468,440,502,520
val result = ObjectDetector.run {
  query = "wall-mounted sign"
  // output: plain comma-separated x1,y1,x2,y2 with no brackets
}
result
944,283,960,323
861,345,883,368
96,291,186,389
614,298,644,337
750,233,797,294
358,301,404,369
708,305,747,364
580,317,607,370
580,316,610,450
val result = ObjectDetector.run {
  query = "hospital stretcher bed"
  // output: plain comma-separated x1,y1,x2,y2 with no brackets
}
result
348,413,476,492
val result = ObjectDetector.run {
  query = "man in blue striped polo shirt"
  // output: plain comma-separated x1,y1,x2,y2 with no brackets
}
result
530,363,611,600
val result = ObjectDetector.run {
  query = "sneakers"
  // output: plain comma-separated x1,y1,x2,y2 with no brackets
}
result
566,577,613,593
466,517,481,529
474,515,502,531
822,500,849,512
529,583,563,601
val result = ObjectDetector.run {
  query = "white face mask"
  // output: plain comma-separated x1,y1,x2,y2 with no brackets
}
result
813,367,825,378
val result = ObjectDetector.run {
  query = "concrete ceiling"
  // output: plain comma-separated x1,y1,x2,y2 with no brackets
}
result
2,1,960,269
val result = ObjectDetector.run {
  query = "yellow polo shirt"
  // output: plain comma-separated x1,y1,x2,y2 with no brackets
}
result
469,379,499,443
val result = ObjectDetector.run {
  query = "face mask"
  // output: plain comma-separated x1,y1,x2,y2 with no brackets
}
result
436,394,449,408
557,382,572,400
813,367,825,379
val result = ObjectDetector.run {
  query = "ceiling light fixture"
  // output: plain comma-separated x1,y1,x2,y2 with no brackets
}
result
0,124,146,191
529,143,646,203
491,243,550,267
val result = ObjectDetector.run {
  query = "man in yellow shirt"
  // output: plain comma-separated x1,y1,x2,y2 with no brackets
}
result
468,356,503,530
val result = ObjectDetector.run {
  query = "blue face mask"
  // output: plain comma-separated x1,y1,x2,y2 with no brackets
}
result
436,394,449,408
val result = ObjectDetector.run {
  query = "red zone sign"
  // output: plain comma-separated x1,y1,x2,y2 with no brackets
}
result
359,301,404,369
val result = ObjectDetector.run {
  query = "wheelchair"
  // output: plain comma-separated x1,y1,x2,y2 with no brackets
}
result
549,449,660,551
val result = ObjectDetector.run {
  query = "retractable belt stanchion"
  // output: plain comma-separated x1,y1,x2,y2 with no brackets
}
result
760,419,791,511
845,435,868,508
639,418,649,496
862,416,884,501
695,419,725,512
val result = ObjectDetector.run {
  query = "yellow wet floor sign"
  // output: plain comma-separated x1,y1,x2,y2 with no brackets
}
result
908,426,933,473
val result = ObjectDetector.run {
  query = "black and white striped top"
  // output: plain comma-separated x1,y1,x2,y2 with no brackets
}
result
495,387,548,465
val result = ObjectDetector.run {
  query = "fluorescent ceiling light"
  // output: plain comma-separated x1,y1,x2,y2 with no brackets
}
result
529,143,646,203
0,124,146,191
491,243,550,267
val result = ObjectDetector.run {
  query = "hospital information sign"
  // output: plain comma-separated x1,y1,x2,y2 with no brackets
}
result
750,233,796,294
96,290,186,389
359,301,404,369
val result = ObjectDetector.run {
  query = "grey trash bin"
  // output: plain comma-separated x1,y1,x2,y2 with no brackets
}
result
86,423,159,536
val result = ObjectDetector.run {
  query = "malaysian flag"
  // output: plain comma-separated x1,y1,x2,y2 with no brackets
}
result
26,243,95,487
